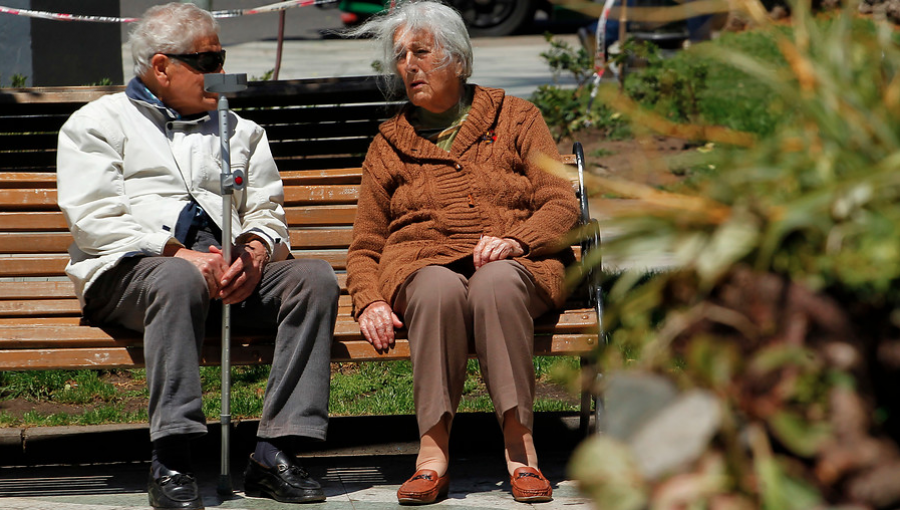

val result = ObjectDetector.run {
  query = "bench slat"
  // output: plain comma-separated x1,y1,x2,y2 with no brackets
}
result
270,139,372,162
0,151,56,173
0,252,350,276
0,275,349,299
263,121,385,143
0,232,71,253
0,186,367,209
241,103,392,126
0,169,363,188
0,257,67,277
0,229,353,254
290,229,353,249
0,281,75,299
0,188,56,209
0,248,581,275
274,156,368,172
285,205,357,226
0,115,72,134
0,310,597,337
0,297,595,325
0,308,598,334
0,211,67,231
0,172,57,188
0,333,595,371
0,299,81,317
284,184,360,205
280,168,361,185
0,133,59,152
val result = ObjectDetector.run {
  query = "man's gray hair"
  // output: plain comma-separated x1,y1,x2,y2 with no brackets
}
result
345,0,473,96
130,2,219,77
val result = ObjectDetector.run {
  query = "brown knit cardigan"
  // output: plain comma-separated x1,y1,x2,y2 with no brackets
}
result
346,85,580,318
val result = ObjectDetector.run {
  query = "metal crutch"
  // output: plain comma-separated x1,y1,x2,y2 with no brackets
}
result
203,72,248,496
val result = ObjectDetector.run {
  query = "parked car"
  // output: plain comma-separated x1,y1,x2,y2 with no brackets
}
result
336,0,588,37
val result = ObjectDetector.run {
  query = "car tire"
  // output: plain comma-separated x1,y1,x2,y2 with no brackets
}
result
450,0,538,37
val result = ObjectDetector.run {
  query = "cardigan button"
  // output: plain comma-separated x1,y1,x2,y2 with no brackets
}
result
454,163,462,171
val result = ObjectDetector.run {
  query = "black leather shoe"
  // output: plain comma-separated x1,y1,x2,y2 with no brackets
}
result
244,451,326,503
148,467,204,509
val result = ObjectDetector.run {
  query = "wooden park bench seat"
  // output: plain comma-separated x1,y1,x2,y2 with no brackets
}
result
0,76,603,431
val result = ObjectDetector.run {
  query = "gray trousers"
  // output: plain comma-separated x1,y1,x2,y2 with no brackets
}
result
83,254,339,443
392,260,550,436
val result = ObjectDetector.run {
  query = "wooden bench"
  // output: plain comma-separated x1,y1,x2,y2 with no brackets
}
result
0,76,603,432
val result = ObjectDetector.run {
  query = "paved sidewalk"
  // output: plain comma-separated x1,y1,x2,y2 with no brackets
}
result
120,35,581,99
0,413,593,510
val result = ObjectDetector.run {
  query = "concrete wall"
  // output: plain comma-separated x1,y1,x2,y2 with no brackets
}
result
0,0,32,87
0,0,123,87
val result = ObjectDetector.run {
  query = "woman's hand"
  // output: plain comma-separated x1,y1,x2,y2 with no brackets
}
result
473,236,524,269
358,300,403,351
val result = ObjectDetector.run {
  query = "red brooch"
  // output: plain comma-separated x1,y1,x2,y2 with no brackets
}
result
481,129,497,144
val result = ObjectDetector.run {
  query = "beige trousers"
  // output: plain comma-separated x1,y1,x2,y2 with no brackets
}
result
393,259,550,436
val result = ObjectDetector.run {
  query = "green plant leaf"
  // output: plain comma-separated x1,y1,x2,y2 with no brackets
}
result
568,436,647,510
767,411,832,457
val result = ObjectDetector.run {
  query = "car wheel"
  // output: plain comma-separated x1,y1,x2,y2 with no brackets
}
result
451,0,538,37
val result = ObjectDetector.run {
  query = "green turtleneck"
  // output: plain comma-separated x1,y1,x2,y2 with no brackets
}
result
409,85,475,151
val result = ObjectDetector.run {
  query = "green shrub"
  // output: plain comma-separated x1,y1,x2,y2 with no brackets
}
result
623,29,786,137
532,34,630,141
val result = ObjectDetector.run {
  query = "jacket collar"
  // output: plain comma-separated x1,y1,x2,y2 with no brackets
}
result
378,85,505,161
125,77,210,125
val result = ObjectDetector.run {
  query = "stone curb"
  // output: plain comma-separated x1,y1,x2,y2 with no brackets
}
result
0,412,586,467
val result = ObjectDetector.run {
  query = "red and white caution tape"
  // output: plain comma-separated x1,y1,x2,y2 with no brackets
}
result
0,0,337,23
593,0,617,80
586,0,618,115
0,6,137,23
209,0,338,18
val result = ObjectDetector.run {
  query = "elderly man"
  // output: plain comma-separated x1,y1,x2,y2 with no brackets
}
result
56,3,338,509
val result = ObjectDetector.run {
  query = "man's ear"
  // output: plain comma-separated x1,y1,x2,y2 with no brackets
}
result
149,53,171,87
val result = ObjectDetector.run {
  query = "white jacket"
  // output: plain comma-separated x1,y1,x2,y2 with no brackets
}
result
57,83,291,305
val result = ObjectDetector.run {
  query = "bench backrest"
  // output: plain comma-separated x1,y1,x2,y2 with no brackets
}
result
0,76,401,174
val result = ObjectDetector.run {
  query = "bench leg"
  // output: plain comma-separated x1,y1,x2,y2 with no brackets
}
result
579,357,606,435
593,391,605,435
579,357,592,436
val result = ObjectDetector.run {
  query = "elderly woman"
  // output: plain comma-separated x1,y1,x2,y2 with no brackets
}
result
345,0,579,505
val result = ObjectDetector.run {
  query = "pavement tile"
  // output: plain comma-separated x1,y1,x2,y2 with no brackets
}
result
0,413,593,510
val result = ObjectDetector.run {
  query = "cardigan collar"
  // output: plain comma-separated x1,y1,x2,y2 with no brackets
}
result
378,85,505,161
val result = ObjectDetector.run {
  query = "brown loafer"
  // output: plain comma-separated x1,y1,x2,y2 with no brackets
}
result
397,469,449,505
510,467,552,503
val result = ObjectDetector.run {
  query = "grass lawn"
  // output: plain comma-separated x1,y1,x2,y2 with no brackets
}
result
0,357,582,428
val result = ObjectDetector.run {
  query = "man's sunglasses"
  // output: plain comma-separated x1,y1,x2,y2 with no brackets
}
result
162,50,226,74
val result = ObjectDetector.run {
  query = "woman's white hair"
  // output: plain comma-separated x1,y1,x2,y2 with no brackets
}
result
345,0,473,97
129,2,219,77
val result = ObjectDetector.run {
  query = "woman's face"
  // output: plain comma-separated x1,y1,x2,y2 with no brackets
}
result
394,29,463,114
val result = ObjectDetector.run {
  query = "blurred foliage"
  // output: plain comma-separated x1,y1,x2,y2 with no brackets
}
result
567,0,900,507
250,68,275,82
85,78,114,86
